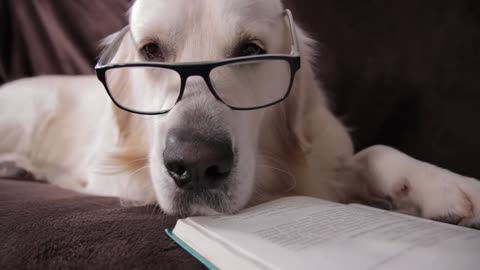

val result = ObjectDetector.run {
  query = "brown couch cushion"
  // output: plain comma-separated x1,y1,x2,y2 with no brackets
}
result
0,178,204,270
0,0,129,82
4,0,479,178
287,0,480,178
1,0,480,269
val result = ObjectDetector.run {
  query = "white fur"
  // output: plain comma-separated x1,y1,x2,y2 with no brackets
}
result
1,0,480,226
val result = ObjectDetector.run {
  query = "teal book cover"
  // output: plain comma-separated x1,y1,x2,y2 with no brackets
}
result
165,229,220,270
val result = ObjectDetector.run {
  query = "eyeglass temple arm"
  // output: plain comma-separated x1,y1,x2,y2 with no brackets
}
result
97,26,130,67
284,9,300,56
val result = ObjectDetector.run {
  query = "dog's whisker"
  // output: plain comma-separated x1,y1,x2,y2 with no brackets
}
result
97,155,149,175
256,163,297,193
257,153,290,170
101,158,148,170
120,165,155,206
257,153,283,163
126,165,150,178
149,204,162,217
120,157,149,164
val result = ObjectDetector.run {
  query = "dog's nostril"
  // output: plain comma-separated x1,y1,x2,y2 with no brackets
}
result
205,165,231,180
166,162,192,187
169,163,187,177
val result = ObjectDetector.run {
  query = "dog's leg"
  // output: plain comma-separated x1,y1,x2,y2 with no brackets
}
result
0,161,38,180
0,81,46,181
346,145,480,228
0,76,113,191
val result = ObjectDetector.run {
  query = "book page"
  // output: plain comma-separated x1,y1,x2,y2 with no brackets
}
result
174,196,480,270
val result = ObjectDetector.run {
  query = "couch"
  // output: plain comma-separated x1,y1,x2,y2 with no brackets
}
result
2,0,480,269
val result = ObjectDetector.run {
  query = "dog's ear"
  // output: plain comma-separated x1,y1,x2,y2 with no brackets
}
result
281,27,328,153
99,29,149,173
281,26,354,158
254,27,329,201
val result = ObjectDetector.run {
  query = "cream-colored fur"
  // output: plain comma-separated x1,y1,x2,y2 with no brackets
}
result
1,0,479,226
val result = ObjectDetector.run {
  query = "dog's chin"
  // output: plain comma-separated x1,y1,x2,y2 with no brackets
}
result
150,153,257,216
152,177,253,217
170,188,238,217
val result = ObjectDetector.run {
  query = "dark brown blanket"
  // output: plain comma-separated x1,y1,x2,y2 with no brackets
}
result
0,178,204,270
288,0,480,178
0,0,129,81
2,0,480,269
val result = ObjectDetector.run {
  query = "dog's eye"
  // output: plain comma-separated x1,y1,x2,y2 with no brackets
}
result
235,42,266,57
141,42,163,61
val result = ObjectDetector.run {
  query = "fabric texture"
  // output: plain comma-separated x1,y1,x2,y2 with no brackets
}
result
0,0,129,82
287,0,480,178
1,0,480,269
0,179,203,270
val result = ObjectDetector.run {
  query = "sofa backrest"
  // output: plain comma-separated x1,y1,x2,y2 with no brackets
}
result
2,0,479,178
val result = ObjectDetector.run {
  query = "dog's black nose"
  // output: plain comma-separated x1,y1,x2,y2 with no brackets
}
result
163,128,234,190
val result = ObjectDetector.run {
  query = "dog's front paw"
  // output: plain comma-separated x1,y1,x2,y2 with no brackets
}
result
422,180,479,228
452,177,480,228
396,173,480,229
350,145,480,228
0,161,38,180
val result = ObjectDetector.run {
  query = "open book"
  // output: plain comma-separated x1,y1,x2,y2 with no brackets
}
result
166,196,480,270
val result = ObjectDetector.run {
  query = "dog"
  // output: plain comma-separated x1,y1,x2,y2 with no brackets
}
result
1,0,479,227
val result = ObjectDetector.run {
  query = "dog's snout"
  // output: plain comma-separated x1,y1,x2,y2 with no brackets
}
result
163,128,234,190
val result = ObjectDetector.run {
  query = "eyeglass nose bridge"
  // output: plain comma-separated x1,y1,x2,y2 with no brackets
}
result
179,64,212,77
176,65,224,104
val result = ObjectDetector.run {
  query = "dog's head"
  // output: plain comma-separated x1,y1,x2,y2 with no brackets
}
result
101,0,321,216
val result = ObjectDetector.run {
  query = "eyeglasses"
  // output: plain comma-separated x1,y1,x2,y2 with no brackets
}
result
95,9,300,115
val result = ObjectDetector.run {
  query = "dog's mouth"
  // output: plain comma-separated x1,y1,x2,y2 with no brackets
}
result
170,181,238,216
164,152,241,217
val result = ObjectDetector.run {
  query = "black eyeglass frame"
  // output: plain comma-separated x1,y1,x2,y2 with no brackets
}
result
95,9,301,115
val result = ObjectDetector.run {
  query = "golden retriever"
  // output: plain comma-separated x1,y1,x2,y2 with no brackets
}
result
0,0,479,226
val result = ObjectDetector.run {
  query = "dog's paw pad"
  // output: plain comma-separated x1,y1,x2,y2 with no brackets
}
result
79,179,88,188
421,183,480,228
393,178,411,198
0,162,39,180
432,214,464,225
457,208,480,229
458,221,480,230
